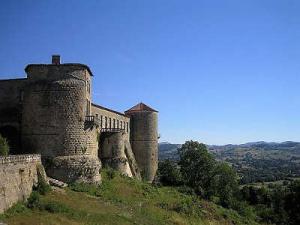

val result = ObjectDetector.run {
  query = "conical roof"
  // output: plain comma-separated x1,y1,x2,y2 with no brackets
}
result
125,102,158,113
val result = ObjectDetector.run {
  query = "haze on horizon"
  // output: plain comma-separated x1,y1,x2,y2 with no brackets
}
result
0,0,299,145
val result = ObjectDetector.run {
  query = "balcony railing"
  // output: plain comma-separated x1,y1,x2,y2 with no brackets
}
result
85,116,126,133
85,115,101,127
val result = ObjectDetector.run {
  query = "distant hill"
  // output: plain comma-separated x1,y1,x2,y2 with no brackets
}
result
159,141,300,184
158,142,181,160
209,141,300,152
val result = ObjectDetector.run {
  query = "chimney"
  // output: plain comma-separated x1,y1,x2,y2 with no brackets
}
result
52,55,60,65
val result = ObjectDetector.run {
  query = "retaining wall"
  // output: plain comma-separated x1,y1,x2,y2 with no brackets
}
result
0,154,45,213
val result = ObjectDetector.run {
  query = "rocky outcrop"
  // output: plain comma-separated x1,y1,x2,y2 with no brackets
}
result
45,155,101,184
99,131,141,179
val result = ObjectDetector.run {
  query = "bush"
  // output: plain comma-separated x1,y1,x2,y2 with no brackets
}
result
42,201,70,213
27,191,41,209
102,167,117,180
0,134,9,156
176,185,196,196
69,182,101,196
158,160,183,186
3,202,27,217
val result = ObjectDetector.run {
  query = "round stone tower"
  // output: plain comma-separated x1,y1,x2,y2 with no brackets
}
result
21,55,100,183
125,103,158,182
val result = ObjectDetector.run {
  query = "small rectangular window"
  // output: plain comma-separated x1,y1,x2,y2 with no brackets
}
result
86,99,90,116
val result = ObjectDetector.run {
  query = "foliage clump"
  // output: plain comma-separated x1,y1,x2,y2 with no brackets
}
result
158,159,182,186
0,134,9,156
158,140,239,208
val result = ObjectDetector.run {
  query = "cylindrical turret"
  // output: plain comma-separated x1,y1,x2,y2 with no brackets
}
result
21,56,100,183
125,103,158,182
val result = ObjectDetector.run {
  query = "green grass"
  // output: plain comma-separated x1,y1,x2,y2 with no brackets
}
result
0,170,262,225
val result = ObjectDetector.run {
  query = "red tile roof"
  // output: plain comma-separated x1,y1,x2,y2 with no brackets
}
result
125,102,158,113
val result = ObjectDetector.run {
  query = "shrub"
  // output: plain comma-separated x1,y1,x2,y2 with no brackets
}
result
158,160,183,186
0,134,9,156
69,182,101,196
176,185,196,196
27,191,41,209
42,201,70,213
103,167,117,180
3,202,27,216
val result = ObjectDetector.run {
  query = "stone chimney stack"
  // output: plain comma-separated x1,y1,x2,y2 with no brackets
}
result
52,55,60,65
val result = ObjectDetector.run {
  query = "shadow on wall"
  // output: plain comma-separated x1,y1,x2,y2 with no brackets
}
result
0,126,21,155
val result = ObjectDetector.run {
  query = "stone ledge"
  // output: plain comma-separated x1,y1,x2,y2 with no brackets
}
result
0,154,41,165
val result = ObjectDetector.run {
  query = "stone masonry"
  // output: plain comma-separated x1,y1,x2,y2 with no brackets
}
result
0,55,158,184
0,154,47,213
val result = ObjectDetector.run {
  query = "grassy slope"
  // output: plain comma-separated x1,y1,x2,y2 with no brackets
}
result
1,171,261,225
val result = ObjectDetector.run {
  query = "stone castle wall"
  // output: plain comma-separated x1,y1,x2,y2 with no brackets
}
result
91,103,130,135
22,66,96,157
0,154,46,213
0,56,158,188
0,79,27,122
21,65,101,183
0,79,27,153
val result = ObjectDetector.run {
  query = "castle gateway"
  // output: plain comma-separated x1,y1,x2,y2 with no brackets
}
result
0,55,158,183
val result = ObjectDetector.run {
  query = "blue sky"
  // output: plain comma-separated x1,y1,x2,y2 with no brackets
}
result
0,0,299,144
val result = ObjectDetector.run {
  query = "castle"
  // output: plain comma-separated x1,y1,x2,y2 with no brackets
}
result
0,55,159,184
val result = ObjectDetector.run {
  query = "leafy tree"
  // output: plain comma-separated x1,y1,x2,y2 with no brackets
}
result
213,162,239,207
178,141,216,198
158,160,182,186
0,134,9,156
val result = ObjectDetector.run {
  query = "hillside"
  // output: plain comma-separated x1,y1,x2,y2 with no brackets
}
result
159,141,300,183
159,142,182,161
0,170,261,225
